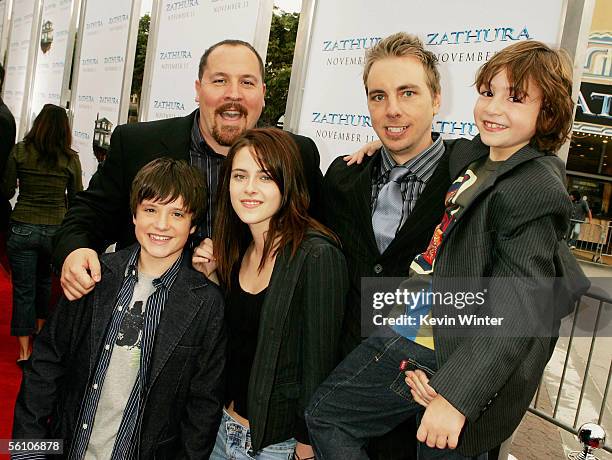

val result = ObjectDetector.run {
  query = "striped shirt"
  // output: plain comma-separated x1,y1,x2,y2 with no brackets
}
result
68,247,183,460
189,110,226,240
371,133,445,234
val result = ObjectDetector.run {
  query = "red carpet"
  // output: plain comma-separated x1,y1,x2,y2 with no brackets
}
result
0,262,19,457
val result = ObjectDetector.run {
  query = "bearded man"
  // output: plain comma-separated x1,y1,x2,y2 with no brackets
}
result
54,39,323,300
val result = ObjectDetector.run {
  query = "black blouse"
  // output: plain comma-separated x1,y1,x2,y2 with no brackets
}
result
225,267,268,418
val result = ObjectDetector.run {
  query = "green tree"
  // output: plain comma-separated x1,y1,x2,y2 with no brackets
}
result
130,14,150,101
261,7,299,127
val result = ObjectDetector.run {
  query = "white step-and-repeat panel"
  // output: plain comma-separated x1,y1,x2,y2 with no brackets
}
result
140,0,273,121
0,0,9,61
286,0,574,171
2,0,39,137
70,0,140,185
28,0,78,124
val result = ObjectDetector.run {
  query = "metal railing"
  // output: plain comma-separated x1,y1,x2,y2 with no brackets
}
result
568,219,607,264
529,289,612,454
602,222,612,264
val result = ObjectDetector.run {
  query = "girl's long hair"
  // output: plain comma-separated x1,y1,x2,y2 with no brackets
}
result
214,127,338,289
23,104,73,168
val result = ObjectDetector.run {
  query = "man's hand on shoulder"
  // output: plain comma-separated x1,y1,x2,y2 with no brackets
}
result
417,393,466,450
61,248,101,300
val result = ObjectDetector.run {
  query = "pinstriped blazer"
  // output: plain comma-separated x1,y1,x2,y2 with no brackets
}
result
245,232,348,452
427,135,572,456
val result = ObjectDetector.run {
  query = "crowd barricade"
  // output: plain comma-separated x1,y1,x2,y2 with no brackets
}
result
601,221,612,265
528,290,611,455
568,219,607,264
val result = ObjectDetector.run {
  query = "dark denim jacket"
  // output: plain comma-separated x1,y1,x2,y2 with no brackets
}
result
13,246,226,459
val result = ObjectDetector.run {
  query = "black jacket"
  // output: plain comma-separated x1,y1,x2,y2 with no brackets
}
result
427,136,572,455
13,247,226,459
323,141,456,356
52,110,323,269
245,232,348,452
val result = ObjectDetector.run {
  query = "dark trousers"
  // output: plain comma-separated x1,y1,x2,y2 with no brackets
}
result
7,222,57,336
305,333,488,460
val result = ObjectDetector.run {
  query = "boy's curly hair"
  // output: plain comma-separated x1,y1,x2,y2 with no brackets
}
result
475,40,574,153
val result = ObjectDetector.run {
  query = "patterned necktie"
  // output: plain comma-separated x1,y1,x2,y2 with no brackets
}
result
372,166,411,253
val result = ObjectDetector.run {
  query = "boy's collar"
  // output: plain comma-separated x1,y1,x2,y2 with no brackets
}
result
101,244,185,291
450,134,545,178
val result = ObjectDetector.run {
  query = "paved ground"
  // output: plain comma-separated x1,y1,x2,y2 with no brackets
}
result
509,389,567,459
503,260,612,460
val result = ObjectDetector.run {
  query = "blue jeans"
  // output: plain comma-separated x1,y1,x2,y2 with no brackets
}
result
210,409,297,459
7,223,58,336
305,333,488,460
568,222,581,247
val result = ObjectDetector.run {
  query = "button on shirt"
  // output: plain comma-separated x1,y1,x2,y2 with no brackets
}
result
371,133,445,235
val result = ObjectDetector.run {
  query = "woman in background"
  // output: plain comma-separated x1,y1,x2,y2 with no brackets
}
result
193,128,348,460
1,104,82,366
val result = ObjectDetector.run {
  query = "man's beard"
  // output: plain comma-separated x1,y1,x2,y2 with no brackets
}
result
212,124,243,146
212,102,248,146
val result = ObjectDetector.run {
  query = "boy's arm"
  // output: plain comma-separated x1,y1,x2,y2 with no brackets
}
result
13,296,77,440
178,290,226,459
584,202,592,222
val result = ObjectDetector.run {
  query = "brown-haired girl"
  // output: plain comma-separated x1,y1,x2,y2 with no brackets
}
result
193,127,348,460
1,104,82,365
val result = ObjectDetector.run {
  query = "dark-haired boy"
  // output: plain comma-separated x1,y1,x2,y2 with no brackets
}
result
13,158,226,459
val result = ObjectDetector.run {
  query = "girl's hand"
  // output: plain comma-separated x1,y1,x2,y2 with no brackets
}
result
192,238,217,280
293,442,315,460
